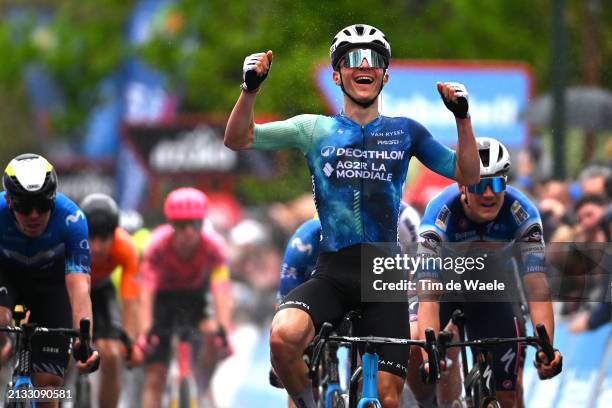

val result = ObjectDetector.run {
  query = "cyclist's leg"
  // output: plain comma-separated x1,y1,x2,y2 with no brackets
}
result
91,281,124,408
142,291,174,408
466,302,525,408
28,280,73,408
359,300,410,408
270,269,348,408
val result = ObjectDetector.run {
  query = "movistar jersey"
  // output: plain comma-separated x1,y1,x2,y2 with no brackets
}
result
0,192,91,282
254,114,456,252
277,219,321,303
418,184,545,278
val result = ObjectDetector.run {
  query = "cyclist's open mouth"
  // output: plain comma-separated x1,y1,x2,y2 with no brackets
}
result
355,76,374,85
480,202,497,208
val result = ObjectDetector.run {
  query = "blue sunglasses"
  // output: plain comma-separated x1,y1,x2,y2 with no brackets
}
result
467,176,507,194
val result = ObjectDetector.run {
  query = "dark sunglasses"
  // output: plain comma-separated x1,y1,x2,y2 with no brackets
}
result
467,176,507,194
341,49,387,69
11,198,54,214
172,219,203,231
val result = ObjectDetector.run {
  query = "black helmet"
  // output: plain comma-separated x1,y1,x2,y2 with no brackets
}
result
3,153,57,201
80,193,119,238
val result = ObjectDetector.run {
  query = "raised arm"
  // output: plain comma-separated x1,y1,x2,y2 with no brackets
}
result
224,50,273,150
437,82,480,185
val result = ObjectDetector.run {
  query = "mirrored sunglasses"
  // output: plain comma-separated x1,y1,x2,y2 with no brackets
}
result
467,177,507,194
342,49,387,69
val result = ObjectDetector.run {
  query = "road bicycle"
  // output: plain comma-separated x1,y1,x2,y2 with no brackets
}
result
309,315,440,408
436,309,556,408
0,307,93,408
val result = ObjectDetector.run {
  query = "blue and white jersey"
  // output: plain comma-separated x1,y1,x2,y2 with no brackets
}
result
418,184,545,279
253,114,456,252
0,192,91,282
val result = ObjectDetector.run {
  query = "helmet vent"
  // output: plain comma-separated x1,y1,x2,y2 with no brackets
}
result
369,28,376,35
497,149,504,162
355,25,364,35
343,29,351,36
479,149,490,167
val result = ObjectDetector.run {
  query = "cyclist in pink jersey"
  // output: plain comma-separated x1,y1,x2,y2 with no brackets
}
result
138,187,233,408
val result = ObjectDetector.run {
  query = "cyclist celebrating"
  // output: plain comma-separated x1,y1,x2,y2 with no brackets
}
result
80,193,142,408
416,138,563,408
0,153,99,407
225,23,479,408
139,187,232,408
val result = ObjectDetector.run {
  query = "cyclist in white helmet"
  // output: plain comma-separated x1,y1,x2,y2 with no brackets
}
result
225,23,480,408
414,137,562,408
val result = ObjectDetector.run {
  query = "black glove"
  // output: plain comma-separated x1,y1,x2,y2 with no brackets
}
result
534,348,563,379
73,341,100,373
439,82,469,118
241,52,272,92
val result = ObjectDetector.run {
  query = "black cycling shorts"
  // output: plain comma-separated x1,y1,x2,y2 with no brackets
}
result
439,301,526,391
0,269,72,378
146,288,207,364
91,280,123,341
278,246,410,379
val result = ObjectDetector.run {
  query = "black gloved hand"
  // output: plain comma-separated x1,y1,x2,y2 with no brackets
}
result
438,82,470,118
241,52,272,92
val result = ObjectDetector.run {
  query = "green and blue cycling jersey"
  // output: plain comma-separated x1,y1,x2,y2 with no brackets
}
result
254,114,456,253
418,184,545,279
0,192,91,280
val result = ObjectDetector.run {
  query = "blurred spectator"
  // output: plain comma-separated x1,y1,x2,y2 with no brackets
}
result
579,164,611,197
539,198,573,242
574,194,607,243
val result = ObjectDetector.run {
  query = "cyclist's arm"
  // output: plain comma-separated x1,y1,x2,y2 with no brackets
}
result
64,204,93,332
66,273,93,333
453,117,479,185
524,272,554,341
224,91,259,150
224,50,273,150
117,231,141,338
210,265,233,332
138,248,159,336
417,299,440,361
516,205,554,340
409,119,478,185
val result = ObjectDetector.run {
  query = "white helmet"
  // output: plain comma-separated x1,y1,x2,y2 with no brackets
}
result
476,137,511,177
329,24,391,70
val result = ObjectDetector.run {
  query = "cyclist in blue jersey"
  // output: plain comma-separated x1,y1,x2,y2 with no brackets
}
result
273,204,422,407
0,154,99,406
415,138,562,408
225,23,480,408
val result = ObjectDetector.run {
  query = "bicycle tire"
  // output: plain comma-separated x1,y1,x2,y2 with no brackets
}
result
178,378,191,408
74,375,91,408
